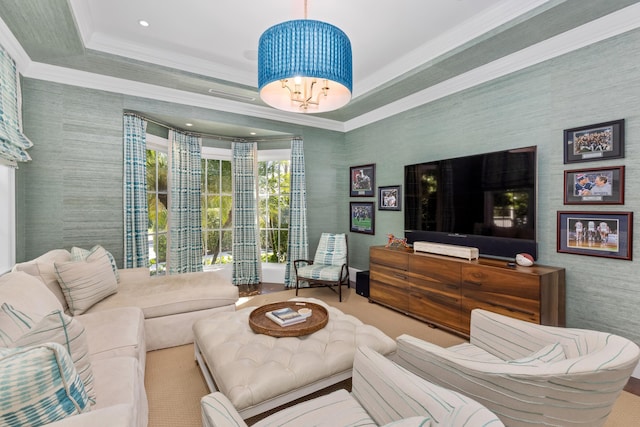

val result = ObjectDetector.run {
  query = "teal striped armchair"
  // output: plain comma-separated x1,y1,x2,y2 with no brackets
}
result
294,233,349,302
395,309,640,427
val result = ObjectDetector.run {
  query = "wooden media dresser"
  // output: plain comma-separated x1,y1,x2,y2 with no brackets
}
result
369,245,566,337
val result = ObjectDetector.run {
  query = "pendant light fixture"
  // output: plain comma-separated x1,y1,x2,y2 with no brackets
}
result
258,0,352,113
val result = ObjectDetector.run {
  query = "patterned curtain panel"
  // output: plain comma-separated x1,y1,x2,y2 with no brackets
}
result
123,114,149,268
0,45,33,166
285,138,309,287
231,142,261,285
168,130,203,274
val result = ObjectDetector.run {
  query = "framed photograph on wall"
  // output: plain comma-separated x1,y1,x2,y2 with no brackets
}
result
378,185,401,211
350,202,375,234
350,164,375,197
557,211,632,260
563,119,624,164
564,166,624,205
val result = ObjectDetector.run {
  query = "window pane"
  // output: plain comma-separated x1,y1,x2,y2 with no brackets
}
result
205,195,220,229
220,229,232,262
157,152,168,192
157,196,168,232
280,195,290,228
268,195,279,228
147,193,158,233
201,159,206,188
278,230,289,262
207,159,220,193
220,196,232,227
203,230,219,265
221,161,232,193
146,151,157,192
157,233,167,273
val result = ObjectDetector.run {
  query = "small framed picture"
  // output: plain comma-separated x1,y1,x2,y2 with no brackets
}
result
350,164,375,197
350,202,375,235
564,166,624,205
378,185,401,211
557,211,632,260
563,119,624,164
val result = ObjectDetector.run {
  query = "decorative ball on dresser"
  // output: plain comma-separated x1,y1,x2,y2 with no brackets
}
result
515,253,535,267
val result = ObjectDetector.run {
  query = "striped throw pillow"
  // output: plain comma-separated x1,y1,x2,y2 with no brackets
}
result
14,309,96,404
71,245,120,282
55,246,118,315
0,343,90,426
0,303,34,347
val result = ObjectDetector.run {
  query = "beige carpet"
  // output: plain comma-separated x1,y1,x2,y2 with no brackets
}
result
145,287,640,427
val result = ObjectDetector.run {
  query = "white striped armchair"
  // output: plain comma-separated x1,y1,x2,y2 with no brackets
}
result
201,345,503,427
394,309,640,427
294,233,349,301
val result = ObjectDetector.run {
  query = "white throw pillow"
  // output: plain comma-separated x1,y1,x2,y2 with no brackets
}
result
55,246,118,315
508,342,566,365
11,249,72,311
0,343,90,427
13,308,97,404
0,271,63,320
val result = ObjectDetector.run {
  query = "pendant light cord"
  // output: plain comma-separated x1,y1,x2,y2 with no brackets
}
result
304,0,308,19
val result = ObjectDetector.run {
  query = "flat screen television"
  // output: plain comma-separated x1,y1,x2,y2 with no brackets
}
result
404,146,537,259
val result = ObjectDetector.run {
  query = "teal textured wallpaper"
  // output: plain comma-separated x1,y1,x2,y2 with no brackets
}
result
15,27,640,345
344,29,640,342
16,81,345,270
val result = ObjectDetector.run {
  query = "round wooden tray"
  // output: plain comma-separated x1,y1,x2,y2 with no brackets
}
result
249,301,329,337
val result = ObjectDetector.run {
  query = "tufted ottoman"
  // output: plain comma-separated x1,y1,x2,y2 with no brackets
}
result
193,297,396,419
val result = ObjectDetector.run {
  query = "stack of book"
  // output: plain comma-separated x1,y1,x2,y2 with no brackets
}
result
266,307,309,327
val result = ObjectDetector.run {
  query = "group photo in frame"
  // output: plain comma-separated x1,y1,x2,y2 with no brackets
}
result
350,202,375,235
557,211,632,260
378,185,401,211
350,164,375,197
564,166,624,205
563,119,624,164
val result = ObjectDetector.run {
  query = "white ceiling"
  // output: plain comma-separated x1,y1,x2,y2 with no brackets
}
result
2,0,639,137
69,0,543,99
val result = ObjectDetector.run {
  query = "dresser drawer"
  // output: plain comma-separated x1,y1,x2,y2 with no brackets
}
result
461,265,539,300
370,279,409,312
370,264,410,289
370,247,409,270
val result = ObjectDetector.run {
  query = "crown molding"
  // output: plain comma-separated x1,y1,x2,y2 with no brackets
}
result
345,2,640,132
21,61,345,132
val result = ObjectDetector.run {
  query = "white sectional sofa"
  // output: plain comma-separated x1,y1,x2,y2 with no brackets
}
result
1,245,239,427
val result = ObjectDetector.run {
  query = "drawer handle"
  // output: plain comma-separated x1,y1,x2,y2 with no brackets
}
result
393,273,408,280
446,284,459,290
463,280,482,287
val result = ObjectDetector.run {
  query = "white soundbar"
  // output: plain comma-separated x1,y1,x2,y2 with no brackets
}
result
413,241,479,261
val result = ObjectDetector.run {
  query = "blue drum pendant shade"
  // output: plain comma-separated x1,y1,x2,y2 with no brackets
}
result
258,19,352,113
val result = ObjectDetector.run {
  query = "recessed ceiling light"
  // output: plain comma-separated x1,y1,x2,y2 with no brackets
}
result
138,20,150,27
185,123,193,127
250,132,257,135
